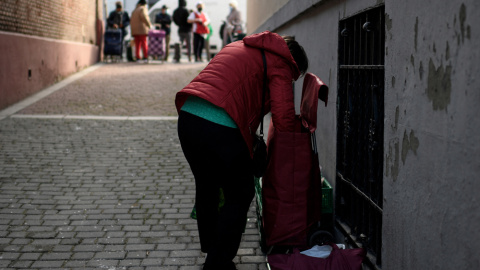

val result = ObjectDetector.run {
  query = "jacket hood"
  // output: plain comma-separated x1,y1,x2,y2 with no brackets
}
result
243,31,300,79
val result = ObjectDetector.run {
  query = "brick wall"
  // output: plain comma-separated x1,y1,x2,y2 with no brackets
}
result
0,0,98,44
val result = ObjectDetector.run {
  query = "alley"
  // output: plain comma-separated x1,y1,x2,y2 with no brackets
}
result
0,62,266,270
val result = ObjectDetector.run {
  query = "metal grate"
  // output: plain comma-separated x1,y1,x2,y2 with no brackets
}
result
336,5,385,269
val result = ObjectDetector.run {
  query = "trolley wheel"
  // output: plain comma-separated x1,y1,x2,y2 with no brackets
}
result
308,230,334,246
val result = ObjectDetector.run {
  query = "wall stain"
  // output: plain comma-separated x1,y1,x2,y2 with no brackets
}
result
410,55,415,68
414,17,418,51
385,13,392,40
419,61,424,80
445,41,450,60
391,106,399,131
459,3,466,43
386,139,400,181
391,76,396,88
401,130,420,165
427,59,452,111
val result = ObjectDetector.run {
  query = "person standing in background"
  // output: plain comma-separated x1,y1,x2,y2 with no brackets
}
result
173,0,193,62
155,5,172,61
222,0,242,48
130,0,152,63
188,2,210,62
107,1,130,57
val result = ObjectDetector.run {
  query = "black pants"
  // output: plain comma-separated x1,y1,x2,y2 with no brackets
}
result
193,33,205,61
178,111,255,269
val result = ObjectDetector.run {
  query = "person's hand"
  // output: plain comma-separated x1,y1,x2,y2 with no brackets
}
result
113,24,119,29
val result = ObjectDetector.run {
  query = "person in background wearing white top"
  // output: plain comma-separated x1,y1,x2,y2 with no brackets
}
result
187,2,210,62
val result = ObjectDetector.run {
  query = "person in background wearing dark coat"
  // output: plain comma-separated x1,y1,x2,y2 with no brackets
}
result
175,31,309,270
173,0,193,62
187,1,210,62
155,5,172,61
107,1,130,57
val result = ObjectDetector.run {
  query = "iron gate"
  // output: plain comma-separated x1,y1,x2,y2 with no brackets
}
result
336,5,385,269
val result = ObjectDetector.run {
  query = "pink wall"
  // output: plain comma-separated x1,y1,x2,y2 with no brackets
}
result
0,31,99,110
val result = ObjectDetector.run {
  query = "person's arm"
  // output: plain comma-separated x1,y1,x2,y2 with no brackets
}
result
187,12,196,24
107,11,116,28
203,12,210,26
123,12,130,27
165,14,172,26
141,7,152,28
268,63,296,132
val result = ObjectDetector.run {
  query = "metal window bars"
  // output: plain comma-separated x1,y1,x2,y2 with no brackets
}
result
336,5,385,269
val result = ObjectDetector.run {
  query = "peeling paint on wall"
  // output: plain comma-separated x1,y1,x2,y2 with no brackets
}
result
427,59,452,111
385,13,392,31
401,130,420,164
419,61,424,80
459,3,467,43
414,17,418,52
391,106,399,132
386,139,400,181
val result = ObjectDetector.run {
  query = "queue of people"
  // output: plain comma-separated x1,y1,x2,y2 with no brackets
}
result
106,0,243,63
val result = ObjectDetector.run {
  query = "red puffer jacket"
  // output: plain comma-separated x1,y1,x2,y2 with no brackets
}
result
175,31,300,157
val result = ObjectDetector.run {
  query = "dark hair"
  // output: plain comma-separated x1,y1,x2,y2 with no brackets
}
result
282,36,308,76
137,0,147,5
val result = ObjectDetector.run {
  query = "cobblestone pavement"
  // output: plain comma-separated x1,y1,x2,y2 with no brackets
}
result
0,62,267,270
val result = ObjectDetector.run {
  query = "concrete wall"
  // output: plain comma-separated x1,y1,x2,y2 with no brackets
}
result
383,1,480,269
0,0,102,110
246,0,289,34
250,0,480,269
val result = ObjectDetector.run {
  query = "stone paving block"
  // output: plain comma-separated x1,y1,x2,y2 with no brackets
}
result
10,260,33,268
119,259,143,267
148,266,179,270
73,244,105,252
142,258,164,266
86,259,119,268
93,251,126,259
163,257,196,266
71,252,95,260
0,252,21,260
169,250,201,257
40,252,72,260
125,244,156,251
104,245,126,252
31,260,64,268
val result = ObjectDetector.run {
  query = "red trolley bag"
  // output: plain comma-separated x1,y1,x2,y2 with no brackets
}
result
262,72,329,248
148,29,166,59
